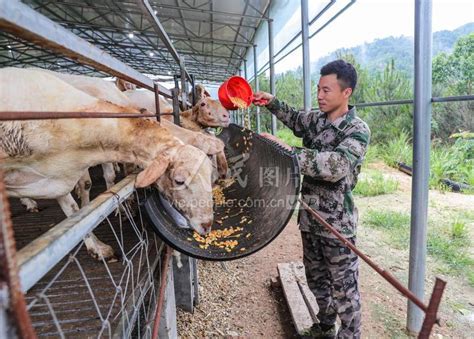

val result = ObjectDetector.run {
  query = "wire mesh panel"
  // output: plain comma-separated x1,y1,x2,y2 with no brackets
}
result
9,176,165,337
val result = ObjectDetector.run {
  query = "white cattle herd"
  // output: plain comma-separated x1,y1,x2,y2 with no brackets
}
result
0,67,231,261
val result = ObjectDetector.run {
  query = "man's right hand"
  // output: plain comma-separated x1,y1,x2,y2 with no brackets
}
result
253,91,274,106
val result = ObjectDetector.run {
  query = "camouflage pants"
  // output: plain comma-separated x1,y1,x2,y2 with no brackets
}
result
302,231,361,339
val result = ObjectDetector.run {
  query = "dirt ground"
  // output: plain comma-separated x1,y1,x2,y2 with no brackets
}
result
177,163,474,338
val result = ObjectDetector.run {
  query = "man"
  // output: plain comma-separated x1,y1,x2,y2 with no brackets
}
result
253,60,370,338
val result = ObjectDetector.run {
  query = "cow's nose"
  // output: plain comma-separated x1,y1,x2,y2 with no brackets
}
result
201,221,213,233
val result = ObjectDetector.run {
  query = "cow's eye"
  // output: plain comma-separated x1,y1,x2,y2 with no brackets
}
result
174,179,185,186
200,102,206,107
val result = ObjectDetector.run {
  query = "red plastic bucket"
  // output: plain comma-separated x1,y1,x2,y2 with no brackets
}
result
218,76,254,110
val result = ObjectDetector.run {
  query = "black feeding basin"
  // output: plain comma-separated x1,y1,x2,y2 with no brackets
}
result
143,123,301,261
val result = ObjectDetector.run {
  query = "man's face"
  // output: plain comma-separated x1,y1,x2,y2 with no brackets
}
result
317,74,352,114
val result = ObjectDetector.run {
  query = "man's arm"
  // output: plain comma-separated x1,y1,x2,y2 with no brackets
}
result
253,91,313,137
294,129,370,182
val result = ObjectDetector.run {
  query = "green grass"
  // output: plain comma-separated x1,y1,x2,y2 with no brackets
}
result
430,138,474,190
363,144,382,167
364,209,474,286
379,132,412,168
354,170,399,197
427,218,474,277
363,210,410,248
372,303,408,338
369,133,473,192
276,128,302,147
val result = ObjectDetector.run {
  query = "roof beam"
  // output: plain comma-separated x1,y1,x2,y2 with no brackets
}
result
136,0,192,81
168,33,253,47
0,0,169,94
151,3,270,21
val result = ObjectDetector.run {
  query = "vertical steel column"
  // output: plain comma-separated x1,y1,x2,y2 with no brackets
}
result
268,19,277,135
180,58,188,110
301,0,311,112
238,69,243,125
154,82,161,122
407,0,433,334
172,88,181,126
190,74,196,106
253,45,261,133
244,59,249,129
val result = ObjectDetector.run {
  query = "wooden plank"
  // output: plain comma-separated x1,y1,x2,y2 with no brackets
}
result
159,261,178,339
291,262,320,323
277,263,313,335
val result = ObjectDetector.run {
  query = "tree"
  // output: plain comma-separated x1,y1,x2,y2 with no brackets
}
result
361,59,413,143
432,33,474,139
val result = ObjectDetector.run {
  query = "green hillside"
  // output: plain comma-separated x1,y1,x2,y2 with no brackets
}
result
311,22,474,77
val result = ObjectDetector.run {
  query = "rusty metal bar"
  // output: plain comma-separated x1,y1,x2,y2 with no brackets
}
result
0,111,156,121
0,168,37,338
151,245,173,339
419,278,446,338
17,176,136,292
299,199,446,321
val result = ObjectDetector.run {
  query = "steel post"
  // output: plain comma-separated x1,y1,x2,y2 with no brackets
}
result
407,0,433,334
244,59,249,128
301,0,311,112
268,19,277,135
253,45,261,133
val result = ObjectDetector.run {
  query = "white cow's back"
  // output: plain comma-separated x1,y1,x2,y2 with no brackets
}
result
123,90,173,114
0,67,100,112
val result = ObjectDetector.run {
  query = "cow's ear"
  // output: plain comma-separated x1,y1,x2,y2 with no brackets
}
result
197,85,210,98
135,154,170,188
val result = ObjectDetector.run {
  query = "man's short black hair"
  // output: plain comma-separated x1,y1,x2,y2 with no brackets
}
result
320,59,357,91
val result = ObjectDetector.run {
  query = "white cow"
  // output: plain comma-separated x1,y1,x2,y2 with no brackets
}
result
0,67,221,261
21,68,227,208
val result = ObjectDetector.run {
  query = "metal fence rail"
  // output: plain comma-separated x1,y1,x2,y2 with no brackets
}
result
9,174,165,337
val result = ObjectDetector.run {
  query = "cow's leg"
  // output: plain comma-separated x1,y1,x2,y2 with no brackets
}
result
56,193,117,263
20,198,39,212
75,170,92,207
56,193,80,217
123,163,137,176
101,163,116,189
84,233,118,263
113,162,121,173
215,150,228,179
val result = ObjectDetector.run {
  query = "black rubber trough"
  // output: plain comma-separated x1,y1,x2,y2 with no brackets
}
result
143,123,301,261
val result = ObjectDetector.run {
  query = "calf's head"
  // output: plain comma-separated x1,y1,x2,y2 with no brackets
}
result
135,145,214,235
193,97,230,128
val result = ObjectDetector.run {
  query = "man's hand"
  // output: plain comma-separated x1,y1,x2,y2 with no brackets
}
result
253,91,274,106
260,132,292,151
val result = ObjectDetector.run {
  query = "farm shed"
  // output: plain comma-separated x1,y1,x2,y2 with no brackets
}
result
1,0,472,337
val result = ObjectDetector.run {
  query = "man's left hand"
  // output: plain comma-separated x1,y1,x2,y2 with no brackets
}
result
260,132,292,151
